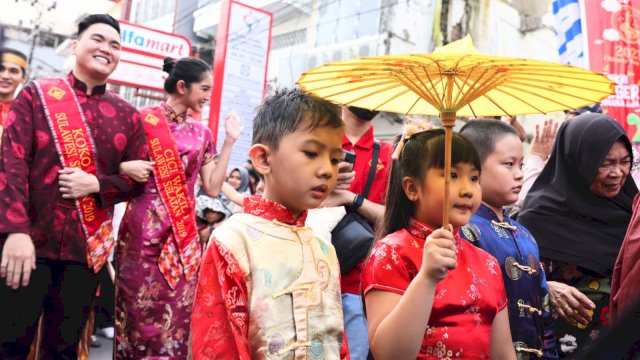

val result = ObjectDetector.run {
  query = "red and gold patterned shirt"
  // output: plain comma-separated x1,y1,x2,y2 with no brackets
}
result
191,195,349,359
0,73,146,263
362,218,508,359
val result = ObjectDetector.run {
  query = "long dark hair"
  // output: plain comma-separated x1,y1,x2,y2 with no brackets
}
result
376,129,481,241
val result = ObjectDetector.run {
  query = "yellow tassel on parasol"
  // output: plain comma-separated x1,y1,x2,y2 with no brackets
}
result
298,35,615,227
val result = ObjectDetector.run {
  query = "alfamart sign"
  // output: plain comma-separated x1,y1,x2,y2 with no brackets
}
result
109,20,192,92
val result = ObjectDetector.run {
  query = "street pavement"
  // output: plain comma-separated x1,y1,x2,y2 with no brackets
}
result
88,336,113,360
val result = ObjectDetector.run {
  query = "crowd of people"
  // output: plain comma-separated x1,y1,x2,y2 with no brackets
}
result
0,13,639,360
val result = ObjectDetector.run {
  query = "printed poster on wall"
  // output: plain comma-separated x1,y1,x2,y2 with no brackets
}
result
583,0,640,141
209,0,272,170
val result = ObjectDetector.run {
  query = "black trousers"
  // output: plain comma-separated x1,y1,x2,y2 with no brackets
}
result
93,262,114,330
0,258,99,360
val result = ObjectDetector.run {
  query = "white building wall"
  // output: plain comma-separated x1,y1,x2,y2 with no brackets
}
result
267,0,439,88
129,0,176,32
475,0,561,136
474,0,557,61
140,13,176,33
267,15,313,87
381,0,438,54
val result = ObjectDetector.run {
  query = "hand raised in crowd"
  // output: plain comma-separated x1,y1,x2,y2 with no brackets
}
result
530,119,559,160
419,226,457,284
504,116,527,142
224,110,243,142
58,167,100,199
335,161,356,190
119,160,155,182
0,233,36,289
547,280,596,327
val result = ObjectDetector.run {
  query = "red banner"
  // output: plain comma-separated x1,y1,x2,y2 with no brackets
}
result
584,0,640,141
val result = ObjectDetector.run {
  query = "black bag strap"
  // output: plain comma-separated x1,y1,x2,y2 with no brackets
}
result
362,139,380,199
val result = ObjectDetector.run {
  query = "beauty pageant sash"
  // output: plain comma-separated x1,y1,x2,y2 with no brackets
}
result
140,106,201,288
35,78,113,273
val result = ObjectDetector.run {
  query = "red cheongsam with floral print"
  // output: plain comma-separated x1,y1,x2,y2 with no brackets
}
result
362,217,508,359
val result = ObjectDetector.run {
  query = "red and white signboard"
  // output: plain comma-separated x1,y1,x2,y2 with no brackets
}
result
209,0,272,169
109,20,192,92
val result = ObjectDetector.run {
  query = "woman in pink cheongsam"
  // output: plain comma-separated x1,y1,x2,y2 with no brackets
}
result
114,57,241,359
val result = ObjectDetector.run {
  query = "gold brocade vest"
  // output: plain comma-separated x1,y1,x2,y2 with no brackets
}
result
214,213,345,359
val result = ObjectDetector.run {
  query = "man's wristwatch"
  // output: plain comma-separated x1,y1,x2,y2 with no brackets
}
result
353,194,364,210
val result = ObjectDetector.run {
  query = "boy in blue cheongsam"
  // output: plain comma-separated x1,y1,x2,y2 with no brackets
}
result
460,119,558,359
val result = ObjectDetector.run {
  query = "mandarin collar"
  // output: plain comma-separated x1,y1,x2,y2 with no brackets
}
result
0,100,12,110
243,195,307,227
161,102,187,123
406,217,461,247
475,203,511,224
68,72,106,96
342,126,374,149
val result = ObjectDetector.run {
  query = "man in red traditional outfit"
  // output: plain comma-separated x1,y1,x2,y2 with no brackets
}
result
0,14,146,359
0,48,27,136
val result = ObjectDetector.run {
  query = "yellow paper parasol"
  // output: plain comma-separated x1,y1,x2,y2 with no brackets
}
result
297,35,615,226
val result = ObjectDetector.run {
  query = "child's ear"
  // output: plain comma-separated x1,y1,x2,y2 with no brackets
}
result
402,176,420,201
248,144,271,176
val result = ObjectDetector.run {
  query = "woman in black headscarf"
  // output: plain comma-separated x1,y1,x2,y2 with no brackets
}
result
519,113,638,357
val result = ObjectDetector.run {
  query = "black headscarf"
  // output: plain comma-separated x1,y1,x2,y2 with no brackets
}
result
518,113,638,275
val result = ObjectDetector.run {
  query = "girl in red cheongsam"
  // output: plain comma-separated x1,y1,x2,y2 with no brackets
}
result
362,129,516,360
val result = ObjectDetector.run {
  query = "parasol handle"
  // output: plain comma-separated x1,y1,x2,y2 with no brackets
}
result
441,112,456,230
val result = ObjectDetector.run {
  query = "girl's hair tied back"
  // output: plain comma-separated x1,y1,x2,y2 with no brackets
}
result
162,57,176,74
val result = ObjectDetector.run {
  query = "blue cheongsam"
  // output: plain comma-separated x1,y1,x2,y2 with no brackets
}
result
460,204,558,359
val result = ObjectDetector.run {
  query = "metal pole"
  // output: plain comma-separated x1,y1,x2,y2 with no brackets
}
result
27,23,39,70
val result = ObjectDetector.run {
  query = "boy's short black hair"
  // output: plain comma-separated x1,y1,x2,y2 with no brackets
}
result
252,87,342,149
459,118,520,163
77,14,120,37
